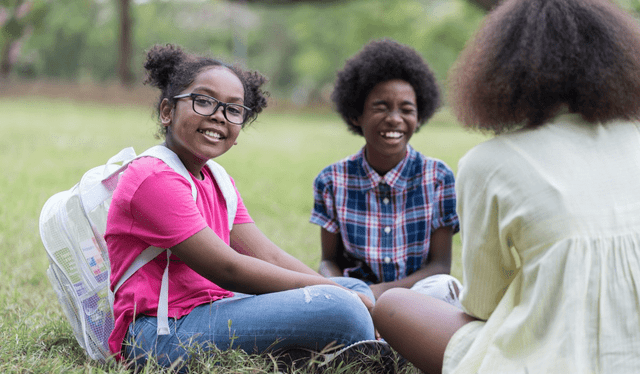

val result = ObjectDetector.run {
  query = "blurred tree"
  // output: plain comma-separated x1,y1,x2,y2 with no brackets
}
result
243,0,500,11
25,0,100,80
4,0,638,103
117,0,134,86
0,0,48,80
465,0,499,10
245,0,485,103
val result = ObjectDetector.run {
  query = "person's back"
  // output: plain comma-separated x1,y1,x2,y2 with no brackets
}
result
371,0,640,372
453,114,640,372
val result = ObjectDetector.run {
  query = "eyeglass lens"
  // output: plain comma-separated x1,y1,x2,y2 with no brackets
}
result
192,95,246,124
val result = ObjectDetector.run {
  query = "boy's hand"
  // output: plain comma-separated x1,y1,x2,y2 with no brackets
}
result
369,282,394,300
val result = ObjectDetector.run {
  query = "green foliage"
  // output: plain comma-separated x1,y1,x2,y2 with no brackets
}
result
1,0,50,69
246,0,485,101
10,0,486,102
18,0,102,79
0,95,487,372
6,0,640,101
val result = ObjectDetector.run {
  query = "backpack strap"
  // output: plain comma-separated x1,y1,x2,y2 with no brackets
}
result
139,145,237,228
82,147,138,214
109,246,165,305
138,145,197,201
112,247,165,295
205,159,237,231
156,249,171,335
109,245,170,336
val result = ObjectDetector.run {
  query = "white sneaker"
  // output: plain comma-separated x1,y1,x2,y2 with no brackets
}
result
411,274,463,309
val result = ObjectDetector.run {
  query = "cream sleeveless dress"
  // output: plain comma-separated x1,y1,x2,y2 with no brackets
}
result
444,114,640,373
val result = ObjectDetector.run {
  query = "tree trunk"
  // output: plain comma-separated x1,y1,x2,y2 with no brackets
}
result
117,0,134,87
0,40,14,80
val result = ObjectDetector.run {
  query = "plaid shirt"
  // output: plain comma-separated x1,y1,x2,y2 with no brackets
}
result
310,145,459,283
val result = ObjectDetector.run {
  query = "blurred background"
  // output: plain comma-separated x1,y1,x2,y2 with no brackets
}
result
1,0,636,109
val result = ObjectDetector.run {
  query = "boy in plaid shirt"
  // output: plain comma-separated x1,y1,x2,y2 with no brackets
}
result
310,39,461,303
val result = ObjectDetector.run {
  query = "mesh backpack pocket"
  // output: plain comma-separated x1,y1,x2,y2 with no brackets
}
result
39,148,136,362
40,186,114,361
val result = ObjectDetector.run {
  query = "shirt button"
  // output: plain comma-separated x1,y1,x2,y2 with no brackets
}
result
384,226,391,234
384,257,391,264
382,197,389,204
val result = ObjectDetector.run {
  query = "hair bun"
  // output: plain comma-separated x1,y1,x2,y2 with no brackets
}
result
144,44,186,90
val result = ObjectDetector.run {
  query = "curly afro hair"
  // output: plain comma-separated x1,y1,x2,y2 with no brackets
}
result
448,0,640,134
331,38,440,135
144,44,268,138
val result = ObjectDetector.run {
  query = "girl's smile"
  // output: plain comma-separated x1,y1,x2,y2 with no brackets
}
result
161,66,245,178
197,128,226,141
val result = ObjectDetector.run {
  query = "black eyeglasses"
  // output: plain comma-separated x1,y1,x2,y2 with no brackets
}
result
173,93,251,125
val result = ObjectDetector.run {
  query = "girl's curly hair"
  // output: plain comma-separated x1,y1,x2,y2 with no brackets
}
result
144,44,268,138
448,0,640,134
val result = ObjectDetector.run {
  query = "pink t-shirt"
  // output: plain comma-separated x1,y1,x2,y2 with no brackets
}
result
105,157,253,358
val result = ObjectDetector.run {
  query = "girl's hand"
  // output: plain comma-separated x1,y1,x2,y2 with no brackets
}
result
356,291,374,315
355,292,381,338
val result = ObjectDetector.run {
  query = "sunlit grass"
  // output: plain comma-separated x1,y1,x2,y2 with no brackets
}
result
0,96,488,373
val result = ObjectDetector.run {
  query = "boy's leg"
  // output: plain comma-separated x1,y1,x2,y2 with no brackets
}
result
124,284,375,369
372,288,476,374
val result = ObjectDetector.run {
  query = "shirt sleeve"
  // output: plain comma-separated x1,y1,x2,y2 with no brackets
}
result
129,169,208,249
309,168,340,233
456,145,521,320
431,161,460,233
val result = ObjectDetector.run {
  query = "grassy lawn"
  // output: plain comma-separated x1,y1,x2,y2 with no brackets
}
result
0,96,488,373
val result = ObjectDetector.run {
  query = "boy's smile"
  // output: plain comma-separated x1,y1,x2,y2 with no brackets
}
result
353,79,418,175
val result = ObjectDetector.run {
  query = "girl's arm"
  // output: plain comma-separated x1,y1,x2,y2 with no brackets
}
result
369,226,453,299
171,226,337,294
171,224,374,314
229,222,319,276
318,228,345,277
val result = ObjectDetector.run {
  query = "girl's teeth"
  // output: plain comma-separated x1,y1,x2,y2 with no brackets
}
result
201,130,222,139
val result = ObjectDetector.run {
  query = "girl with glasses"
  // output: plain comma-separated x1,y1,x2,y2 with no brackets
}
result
105,44,380,372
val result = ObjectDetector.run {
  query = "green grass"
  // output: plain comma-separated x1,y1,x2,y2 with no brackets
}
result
0,96,488,373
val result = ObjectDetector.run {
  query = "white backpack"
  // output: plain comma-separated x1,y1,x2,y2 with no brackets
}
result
38,145,237,362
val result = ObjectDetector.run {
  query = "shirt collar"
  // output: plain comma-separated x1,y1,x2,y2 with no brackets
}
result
357,145,413,191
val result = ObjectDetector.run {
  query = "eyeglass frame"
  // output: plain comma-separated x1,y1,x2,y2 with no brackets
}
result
173,93,252,126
